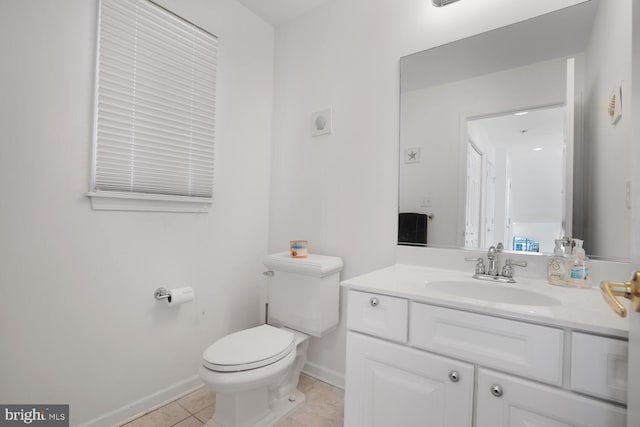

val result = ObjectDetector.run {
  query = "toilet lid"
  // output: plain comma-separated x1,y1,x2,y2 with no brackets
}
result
203,325,295,372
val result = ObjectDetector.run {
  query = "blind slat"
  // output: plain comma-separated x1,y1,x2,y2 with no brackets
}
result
99,32,217,82
98,48,216,95
99,59,216,106
97,119,216,151
93,0,216,199
105,0,217,52
95,167,213,182
98,104,216,140
97,141,215,162
96,149,214,168
96,147,214,168
98,89,216,130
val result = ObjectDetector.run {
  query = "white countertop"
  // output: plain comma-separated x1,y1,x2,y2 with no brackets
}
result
342,264,630,338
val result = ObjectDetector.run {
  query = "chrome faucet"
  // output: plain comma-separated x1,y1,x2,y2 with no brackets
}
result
486,246,498,276
465,244,527,283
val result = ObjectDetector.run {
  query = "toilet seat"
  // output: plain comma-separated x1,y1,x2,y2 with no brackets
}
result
203,325,295,372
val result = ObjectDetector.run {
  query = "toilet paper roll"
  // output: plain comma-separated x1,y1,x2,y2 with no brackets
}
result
167,287,195,306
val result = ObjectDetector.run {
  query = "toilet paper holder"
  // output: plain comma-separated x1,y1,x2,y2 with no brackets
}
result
154,287,171,301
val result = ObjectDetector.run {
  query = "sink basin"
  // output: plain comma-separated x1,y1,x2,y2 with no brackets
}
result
424,280,562,306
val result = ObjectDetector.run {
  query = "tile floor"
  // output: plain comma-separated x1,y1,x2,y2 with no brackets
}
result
121,374,344,427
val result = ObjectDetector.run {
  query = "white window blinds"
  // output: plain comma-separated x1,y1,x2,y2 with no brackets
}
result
92,0,217,204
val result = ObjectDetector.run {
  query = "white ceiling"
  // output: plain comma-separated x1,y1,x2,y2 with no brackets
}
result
468,105,566,150
400,0,597,92
235,0,332,26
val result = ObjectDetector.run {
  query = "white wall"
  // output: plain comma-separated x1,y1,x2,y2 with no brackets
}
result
270,0,587,386
510,146,564,224
0,1,274,425
509,144,564,252
582,0,632,258
400,58,567,248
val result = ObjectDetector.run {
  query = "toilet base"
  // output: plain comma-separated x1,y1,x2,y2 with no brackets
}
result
204,389,305,427
268,389,305,425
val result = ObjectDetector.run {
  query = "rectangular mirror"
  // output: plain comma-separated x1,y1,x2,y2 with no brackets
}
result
399,0,631,260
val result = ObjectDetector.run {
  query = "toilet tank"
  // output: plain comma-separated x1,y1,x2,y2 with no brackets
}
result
264,252,343,337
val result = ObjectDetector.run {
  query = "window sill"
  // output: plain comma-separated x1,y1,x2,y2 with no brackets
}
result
86,191,212,213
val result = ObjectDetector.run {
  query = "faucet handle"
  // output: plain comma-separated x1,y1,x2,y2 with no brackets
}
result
502,259,527,278
465,257,486,274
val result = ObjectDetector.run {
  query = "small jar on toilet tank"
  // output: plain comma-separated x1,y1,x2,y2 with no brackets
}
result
289,240,308,258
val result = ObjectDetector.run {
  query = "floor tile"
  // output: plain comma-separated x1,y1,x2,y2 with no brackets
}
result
275,376,344,427
177,387,216,414
297,373,317,393
172,416,204,427
122,401,190,427
279,411,342,427
121,374,343,427
193,404,215,424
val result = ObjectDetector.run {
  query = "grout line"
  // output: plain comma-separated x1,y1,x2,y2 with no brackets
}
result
175,400,191,415
192,404,214,424
118,383,206,426
171,418,200,427
168,413,193,427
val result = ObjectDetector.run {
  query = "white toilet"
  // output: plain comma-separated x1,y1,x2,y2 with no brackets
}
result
199,252,344,427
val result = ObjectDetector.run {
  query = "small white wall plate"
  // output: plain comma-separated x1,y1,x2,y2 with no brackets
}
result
608,83,623,125
311,108,332,137
612,84,623,125
405,147,421,163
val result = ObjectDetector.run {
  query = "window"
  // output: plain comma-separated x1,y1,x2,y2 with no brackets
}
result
88,0,217,212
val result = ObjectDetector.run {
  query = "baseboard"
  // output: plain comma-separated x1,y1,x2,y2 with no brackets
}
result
77,375,204,427
302,361,345,390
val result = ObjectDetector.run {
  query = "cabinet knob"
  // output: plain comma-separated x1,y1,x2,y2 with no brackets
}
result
448,370,460,382
490,384,503,397
369,297,379,307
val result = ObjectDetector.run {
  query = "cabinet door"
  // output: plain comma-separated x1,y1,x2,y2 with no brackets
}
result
571,332,628,403
344,331,473,427
476,369,626,427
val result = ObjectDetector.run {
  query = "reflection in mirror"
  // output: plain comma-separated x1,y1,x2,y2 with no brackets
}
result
399,0,632,260
465,105,566,253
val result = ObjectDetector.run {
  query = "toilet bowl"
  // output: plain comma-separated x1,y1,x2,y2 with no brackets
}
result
199,325,310,427
199,252,343,427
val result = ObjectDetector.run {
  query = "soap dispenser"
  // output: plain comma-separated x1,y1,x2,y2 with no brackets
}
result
568,239,591,288
547,239,567,286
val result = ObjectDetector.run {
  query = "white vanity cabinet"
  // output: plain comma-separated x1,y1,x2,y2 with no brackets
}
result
345,331,474,427
345,289,628,427
476,369,626,427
